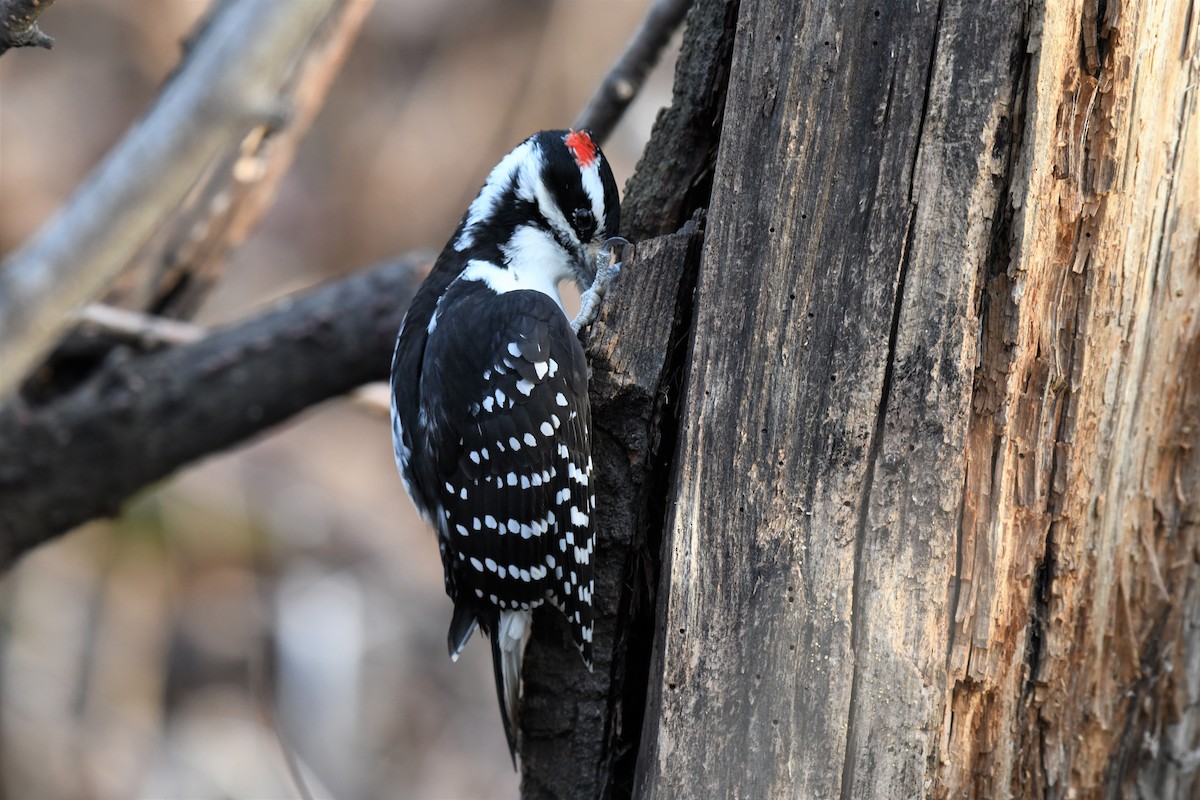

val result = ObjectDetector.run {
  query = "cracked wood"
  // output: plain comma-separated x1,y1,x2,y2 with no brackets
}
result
635,0,1199,797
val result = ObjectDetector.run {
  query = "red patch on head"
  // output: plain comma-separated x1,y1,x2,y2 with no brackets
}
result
565,129,598,168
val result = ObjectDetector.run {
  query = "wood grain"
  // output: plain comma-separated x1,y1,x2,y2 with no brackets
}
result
634,0,1199,796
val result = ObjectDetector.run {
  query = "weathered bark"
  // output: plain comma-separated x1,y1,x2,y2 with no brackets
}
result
633,0,1199,797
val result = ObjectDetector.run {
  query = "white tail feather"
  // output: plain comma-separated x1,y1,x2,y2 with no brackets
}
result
498,609,532,733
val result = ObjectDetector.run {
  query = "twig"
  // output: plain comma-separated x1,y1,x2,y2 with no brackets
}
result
0,0,347,402
0,252,432,562
573,0,693,142
0,0,58,55
74,305,206,348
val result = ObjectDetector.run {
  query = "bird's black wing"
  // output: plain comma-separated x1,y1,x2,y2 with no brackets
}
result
418,282,595,665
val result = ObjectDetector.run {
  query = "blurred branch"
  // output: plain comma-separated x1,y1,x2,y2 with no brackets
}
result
74,305,206,348
0,0,57,55
574,0,693,142
0,0,359,402
102,0,375,322
0,253,431,563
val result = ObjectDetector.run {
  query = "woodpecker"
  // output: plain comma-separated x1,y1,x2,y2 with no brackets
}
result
389,129,626,763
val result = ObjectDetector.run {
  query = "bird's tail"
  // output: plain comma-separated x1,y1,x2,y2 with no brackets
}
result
487,608,532,768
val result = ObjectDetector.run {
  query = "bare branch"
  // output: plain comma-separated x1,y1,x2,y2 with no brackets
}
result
573,0,693,142
0,0,354,402
102,0,375,321
0,0,57,55
0,253,432,562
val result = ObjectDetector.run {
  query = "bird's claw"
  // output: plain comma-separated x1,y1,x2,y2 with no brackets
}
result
573,237,633,334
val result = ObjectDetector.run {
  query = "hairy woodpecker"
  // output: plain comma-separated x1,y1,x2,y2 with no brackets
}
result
389,129,627,763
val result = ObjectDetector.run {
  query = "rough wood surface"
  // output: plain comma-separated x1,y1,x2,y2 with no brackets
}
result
634,0,1199,797
947,0,1200,795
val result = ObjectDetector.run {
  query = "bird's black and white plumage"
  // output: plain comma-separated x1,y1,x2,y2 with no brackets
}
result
389,129,624,763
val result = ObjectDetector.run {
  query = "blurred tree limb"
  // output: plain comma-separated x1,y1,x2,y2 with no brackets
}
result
0,0,57,54
0,253,430,560
101,0,375,322
0,0,371,401
574,0,693,141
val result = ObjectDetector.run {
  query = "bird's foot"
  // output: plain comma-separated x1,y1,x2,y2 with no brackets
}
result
573,236,633,334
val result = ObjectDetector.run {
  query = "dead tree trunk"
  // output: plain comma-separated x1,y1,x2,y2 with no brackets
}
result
527,0,1199,797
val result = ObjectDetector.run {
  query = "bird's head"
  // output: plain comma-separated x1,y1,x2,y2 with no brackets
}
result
452,129,621,290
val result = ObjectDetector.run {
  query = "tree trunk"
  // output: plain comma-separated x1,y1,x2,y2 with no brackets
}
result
618,0,1198,797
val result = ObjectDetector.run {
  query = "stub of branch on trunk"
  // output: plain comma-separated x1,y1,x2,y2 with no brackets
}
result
0,0,58,54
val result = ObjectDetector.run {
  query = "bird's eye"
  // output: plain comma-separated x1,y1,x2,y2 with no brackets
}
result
573,207,595,233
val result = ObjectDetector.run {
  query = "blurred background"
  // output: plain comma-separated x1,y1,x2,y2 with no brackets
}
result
0,1,673,797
